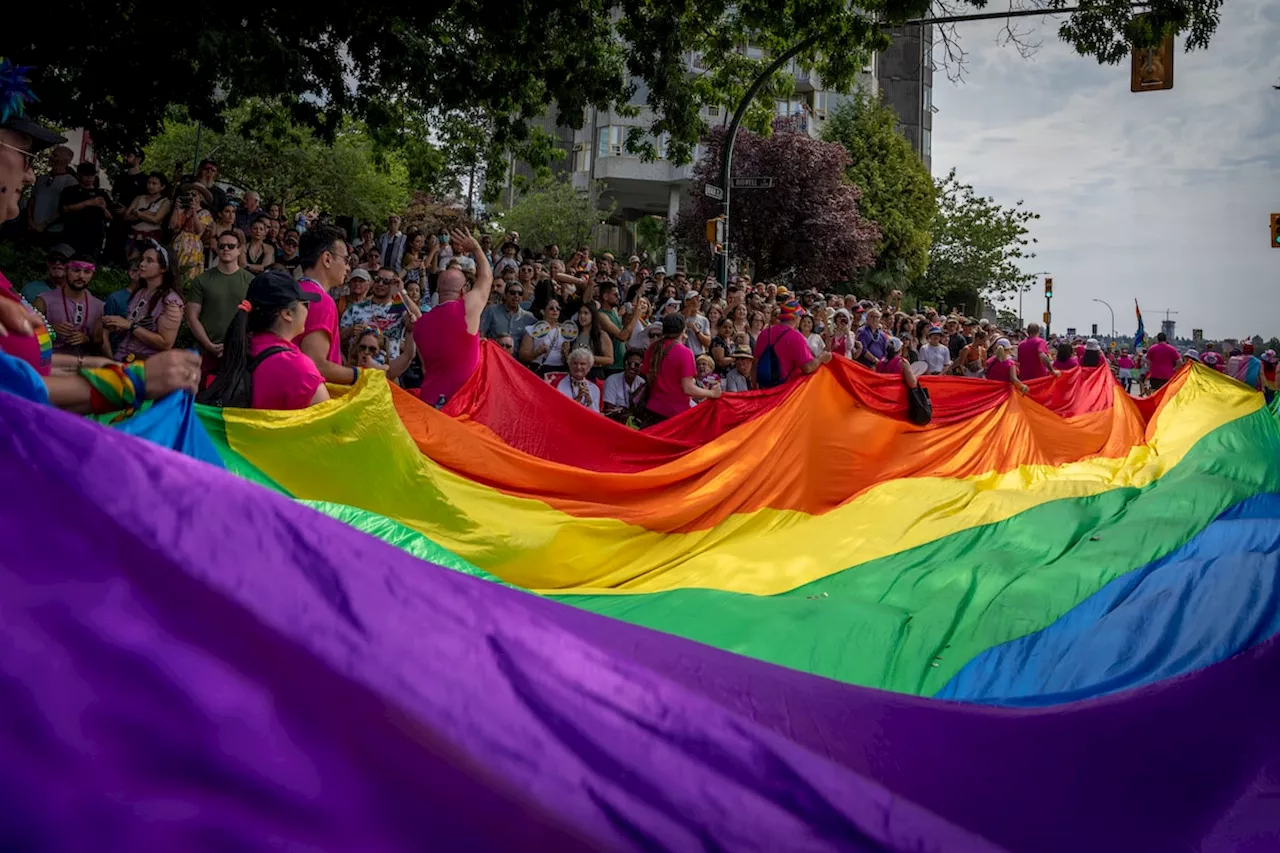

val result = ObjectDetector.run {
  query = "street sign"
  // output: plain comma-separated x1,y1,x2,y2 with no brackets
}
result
1066,327,1077,337
704,183,724,201
1130,28,1174,93
732,177,774,189
1043,311,1052,324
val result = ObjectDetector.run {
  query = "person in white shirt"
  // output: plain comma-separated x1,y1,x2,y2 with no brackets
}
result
603,348,645,420
557,347,601,411
920,325,951,375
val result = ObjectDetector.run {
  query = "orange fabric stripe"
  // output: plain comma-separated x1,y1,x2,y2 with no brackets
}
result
391,367,1145,533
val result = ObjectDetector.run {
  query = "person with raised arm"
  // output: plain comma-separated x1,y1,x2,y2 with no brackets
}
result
413,227,492,407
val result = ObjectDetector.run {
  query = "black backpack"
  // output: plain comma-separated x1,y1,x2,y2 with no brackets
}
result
756,335,784,389
197,346,288,408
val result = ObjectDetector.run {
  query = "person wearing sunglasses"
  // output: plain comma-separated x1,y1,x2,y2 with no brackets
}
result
0,59,202,411
187,229,254,374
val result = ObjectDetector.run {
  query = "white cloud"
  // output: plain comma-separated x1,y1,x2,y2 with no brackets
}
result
932,0,1280,339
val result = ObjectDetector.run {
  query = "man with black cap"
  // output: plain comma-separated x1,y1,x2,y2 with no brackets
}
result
58,161,113,258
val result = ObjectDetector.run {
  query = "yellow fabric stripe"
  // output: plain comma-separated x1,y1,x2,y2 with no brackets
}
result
221,367,1260,596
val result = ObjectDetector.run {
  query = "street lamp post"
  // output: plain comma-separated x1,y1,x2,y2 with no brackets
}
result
1092,298,1115,342
1021,272,1050,329
718,35,821,286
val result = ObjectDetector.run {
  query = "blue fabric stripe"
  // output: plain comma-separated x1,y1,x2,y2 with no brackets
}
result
937,493,1280,706
113,393,225,468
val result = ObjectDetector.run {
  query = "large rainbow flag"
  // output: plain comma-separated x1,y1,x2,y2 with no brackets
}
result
3,345,1280,851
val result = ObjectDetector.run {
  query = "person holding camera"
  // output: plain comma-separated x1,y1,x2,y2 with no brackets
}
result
167,181,213,284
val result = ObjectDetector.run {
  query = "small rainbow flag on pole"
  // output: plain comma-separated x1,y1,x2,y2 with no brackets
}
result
1135,299,1146,348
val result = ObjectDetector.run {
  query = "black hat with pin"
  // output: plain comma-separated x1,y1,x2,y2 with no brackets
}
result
0,59,67,152
246,270,321,309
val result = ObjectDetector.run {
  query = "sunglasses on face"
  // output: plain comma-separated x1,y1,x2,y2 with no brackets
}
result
218,243,238,250
376,276,396,284
0,140,34,169
508,289,524,297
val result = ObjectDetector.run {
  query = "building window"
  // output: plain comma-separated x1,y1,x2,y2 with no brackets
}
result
574,143,591,173
657,133,670,160
922,128,931,158
814,90,828,118
706,104,722,119
923,86,932,114
597,125,625,157
746,46,763,60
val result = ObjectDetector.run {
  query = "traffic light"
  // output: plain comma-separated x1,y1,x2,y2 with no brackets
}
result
1271,213,1280,248
705,216,724,245
1044,277,1053,297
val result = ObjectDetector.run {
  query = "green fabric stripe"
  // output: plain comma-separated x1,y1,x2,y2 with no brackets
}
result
194,406,294,494
198,405,1280,696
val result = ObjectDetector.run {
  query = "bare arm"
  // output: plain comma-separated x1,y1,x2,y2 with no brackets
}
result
680,375,722,400
800,351,833,374
386,332,418,380
299,330,358,384
184,301,219,354
453,228,492,334
128,301,182,351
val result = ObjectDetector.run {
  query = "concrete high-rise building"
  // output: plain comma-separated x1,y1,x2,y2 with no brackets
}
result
511,37,933,261
876,25,933,172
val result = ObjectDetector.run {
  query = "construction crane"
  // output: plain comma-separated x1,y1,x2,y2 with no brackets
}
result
1148,309,1181,323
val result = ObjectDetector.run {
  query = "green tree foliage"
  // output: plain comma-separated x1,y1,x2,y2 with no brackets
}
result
634,216,670,263
144,102,409,221
495,178,614,255
821,90,936,289
7,0,1227,162
921,169,1040,307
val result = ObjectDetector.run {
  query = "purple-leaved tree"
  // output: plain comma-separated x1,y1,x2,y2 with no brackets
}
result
673,118,880,286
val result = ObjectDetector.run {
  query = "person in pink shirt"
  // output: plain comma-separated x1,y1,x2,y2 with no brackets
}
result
986,337,1030,394
1116,348,1136,392
199,270,329,410
752,300,829,388
1144,332,1181,390
1051,342,1079,372
1016,322,1059,381
295,224,359,386
638,313,721,426
413,227,491,407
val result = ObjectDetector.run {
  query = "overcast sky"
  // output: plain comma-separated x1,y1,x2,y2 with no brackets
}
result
931,0,1280,340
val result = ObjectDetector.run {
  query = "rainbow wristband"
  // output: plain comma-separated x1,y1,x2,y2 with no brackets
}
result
81,363,147,415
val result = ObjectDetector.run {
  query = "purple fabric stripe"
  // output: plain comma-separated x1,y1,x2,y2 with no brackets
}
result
0,394,994,852
2,391,1279,852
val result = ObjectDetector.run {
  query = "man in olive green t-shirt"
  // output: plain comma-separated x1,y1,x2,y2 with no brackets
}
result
186,230,254,367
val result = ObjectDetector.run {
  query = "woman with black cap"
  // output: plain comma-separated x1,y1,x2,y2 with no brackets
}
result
0,58,201,411
636,312,721,427
199,270,330,410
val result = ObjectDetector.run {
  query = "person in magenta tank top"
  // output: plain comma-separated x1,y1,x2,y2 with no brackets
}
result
414,227,491,406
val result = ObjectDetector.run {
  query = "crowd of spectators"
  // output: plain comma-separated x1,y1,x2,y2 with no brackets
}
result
11,146,1274,419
